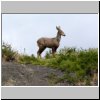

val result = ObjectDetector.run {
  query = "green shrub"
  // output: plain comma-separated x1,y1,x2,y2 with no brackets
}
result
19,54,37,64
2,42,17,61
45,50,52,59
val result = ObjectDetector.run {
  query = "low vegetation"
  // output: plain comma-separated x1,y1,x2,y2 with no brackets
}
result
2,42,18,62
2,42,98,86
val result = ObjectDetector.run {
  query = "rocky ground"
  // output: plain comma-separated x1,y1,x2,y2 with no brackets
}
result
2,61,67,86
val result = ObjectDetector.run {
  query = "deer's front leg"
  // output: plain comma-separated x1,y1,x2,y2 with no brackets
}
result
52,47,57,57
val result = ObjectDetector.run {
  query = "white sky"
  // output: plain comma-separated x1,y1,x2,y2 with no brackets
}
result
2,14,98,57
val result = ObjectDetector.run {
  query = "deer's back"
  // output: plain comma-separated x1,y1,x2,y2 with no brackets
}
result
37,37,59,48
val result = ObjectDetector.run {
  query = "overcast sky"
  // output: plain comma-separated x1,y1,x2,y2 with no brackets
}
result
2,14,98,57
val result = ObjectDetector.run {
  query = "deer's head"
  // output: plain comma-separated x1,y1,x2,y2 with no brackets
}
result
56,26,66,36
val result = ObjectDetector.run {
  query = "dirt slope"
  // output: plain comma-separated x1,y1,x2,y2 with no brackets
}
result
2,61,67,86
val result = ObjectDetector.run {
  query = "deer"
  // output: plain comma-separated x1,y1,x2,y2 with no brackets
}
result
37,26,66,58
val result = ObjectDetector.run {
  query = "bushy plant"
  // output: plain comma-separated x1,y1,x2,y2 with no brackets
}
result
19,54,37,64
45,50,52,59
2,42,17,61
42,47,98,85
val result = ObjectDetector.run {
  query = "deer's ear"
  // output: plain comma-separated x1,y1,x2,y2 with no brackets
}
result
58,26,61,29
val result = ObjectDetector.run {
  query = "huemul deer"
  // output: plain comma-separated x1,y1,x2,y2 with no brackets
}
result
37,26,66,58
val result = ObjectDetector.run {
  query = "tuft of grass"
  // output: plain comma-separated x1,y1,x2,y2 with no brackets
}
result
18,54,37,64
2,42,18,62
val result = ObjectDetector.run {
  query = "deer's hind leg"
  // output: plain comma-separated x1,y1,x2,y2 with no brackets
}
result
37,46,46,58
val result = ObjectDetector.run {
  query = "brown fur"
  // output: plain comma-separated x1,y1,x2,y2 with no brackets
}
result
37,26,65,58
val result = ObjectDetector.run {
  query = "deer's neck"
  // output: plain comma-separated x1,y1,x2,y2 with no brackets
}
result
56,33,61,42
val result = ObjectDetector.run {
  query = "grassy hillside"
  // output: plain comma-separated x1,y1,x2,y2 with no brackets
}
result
2,42,98,86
